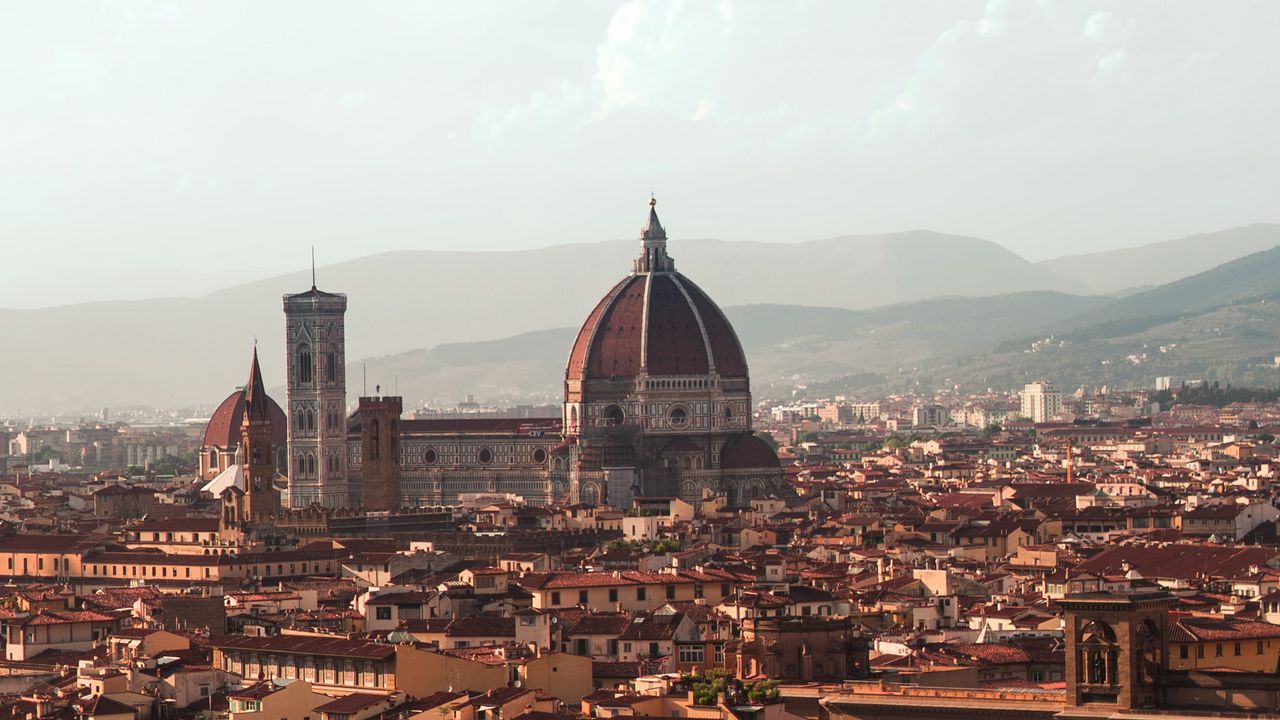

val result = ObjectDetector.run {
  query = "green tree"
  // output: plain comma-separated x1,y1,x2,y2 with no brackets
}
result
747,679,780,704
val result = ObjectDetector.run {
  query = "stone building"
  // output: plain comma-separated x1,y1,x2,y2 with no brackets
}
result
194,199,782,513
728,616,870,682
217,349,283,547
558,198,783,507
283,282,349,508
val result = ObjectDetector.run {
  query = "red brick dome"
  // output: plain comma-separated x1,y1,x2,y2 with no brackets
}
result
566,271,748,383
720,433,780,470
203,388,287,448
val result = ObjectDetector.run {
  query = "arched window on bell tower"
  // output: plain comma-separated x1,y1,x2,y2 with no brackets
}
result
298,345,313,384
1079,620,1119,688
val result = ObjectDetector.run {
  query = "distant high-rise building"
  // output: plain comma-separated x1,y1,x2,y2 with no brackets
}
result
1020,381,1062,423
283,282,349,508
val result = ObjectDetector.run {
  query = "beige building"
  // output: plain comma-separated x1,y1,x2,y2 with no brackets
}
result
1020,381,1062,423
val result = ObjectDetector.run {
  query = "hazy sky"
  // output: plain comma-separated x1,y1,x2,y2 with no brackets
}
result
2,1,1277,308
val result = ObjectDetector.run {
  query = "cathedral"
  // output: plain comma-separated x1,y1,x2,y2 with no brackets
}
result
201,199,782,514
556,198,783,506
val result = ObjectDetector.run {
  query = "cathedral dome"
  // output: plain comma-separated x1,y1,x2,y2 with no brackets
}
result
720,433,781,470
566,199,748,384
203,387,287,448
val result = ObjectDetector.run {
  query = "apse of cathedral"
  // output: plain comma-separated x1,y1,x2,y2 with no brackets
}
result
201,199,782,513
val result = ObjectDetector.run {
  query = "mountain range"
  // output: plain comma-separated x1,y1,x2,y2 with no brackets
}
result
1,223,1277,413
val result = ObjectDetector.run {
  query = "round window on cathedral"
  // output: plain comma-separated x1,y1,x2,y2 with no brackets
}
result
533,448,548,464
604,405,625,426
669,406,690,428
424,449,437,465
479,447,493,464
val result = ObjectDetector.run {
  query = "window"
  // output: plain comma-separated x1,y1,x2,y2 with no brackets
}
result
666,585,676,600
1197,645,1204,659
1235,641,1242,656
479,447,493,464
609,639,619,656
1179,645,1188,659
533,448,547,464
1216,643,1224,657
578,590,588,605
551,592,561,605
370,420,380,460
325,352,336,382
637,587,646,601
425,449,437,464
609,589,618,602
298,346,313,384
678,645,704,663
649,642,660,658
1259,641,1265,655
669,406,689,428
376,607,392,621
604,405,625,426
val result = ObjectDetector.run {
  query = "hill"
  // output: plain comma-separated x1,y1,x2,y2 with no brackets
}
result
821,245,1280,397
352,292,1108,408
1037,224,1280,295
0,231,1072,412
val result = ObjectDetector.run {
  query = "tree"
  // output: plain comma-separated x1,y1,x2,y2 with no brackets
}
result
685,670,730,706
747,679,780,704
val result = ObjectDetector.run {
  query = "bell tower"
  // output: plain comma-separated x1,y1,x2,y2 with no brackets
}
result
283,280,349,508
1060,589,1174,713
220,348,282,545
240,347,281,521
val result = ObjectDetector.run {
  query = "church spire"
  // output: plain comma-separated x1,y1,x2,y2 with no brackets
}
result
635,195,674,273
244,347,271,423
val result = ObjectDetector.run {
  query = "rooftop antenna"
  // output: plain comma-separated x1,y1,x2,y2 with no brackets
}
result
310,246,317,290
363,363,368,397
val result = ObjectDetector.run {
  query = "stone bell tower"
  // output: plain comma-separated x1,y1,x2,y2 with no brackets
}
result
220,348,282,544
1060,589,1175,713
283,278,348,508
353,394,402,512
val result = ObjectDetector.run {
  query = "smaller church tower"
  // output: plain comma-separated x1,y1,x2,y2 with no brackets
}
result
353,394,402,512
240,347,281,521
220,349,281,544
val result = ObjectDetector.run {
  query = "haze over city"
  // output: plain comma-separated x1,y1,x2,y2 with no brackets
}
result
2,1,1278,307
7,6,1280,720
